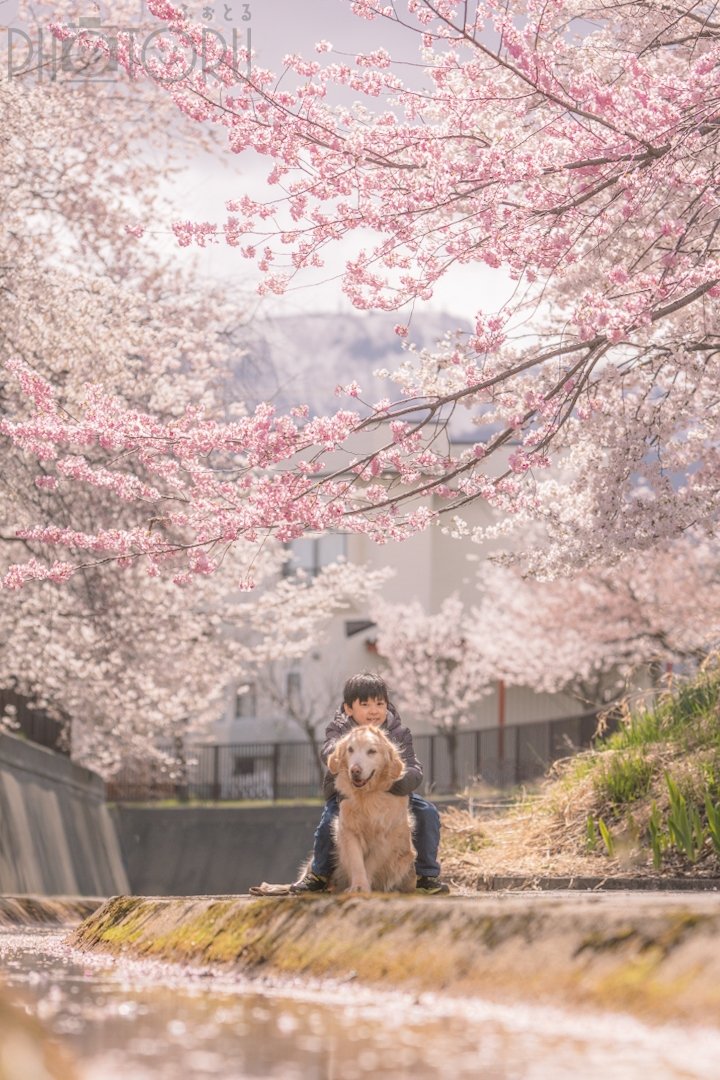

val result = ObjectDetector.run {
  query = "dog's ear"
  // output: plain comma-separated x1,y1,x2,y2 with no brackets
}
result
376,745,405,790
328,743,344,774
389,754,404,782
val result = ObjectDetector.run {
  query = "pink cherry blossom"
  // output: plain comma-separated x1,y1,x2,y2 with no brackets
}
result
6,1,718,588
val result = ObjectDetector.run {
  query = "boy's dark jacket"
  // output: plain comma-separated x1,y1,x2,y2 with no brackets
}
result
320,702,423,800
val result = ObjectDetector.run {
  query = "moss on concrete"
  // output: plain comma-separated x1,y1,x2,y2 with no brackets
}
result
72,893,720,1025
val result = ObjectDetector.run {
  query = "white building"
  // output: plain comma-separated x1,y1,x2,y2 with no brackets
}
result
213,458,582,748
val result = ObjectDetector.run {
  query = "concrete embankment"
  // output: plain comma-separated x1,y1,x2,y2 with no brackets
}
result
72,891,720,1025
0,732,128,896
112,804,323,895
0,895,103,927
111,801,467,897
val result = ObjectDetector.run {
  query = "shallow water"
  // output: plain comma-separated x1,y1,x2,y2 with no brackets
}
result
0,926,719,1080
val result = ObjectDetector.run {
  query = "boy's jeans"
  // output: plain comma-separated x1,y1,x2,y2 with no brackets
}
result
310,792,442,879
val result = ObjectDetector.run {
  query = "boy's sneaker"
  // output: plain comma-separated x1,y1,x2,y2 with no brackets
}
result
416,875,450,895
290,871,329,895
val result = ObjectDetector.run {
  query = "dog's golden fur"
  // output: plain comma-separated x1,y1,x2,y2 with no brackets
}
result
326,725,416,893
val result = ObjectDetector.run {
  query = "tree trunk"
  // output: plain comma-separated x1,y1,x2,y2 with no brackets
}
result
303,722,326,786
172,732,190,803
443,729,459,794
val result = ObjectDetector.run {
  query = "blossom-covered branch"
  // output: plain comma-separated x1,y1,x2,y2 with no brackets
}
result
21,0,714,576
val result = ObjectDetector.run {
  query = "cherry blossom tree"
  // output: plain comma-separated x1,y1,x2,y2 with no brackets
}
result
472,538,720,709
1,30,367,770
370,537,720,772
8,0,720,771
3,0,713,586
0,47,248,770
372,595,493,788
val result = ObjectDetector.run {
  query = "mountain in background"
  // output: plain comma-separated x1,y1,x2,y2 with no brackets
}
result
228,310,475,436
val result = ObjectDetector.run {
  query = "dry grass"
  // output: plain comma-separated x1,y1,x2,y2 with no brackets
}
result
440,796,626,885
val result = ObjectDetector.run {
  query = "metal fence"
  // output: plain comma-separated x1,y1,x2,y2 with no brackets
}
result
106,712,602,802
0,688,68,755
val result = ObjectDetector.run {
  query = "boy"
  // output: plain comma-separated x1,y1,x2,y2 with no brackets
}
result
291,671,450,895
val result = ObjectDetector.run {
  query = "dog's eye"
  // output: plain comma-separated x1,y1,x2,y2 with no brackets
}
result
367,749,377,756
347,746,354,754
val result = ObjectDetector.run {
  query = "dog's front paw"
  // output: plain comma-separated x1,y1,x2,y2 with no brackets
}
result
347,882,371,894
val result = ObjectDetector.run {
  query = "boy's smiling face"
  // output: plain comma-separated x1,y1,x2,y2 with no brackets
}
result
343,696,388,727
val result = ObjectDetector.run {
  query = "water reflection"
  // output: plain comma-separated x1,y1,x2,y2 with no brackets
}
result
0,927,718,1080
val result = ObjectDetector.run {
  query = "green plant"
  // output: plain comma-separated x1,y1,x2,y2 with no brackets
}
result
565,755,599,784
704,794,720,856
647,801,665,871
666,773,705,863
603,671,720,755
597,818,615,858
593,752,654,806
672,677,719,728
585,815,598,853
699,759,720,801
605,709,666,751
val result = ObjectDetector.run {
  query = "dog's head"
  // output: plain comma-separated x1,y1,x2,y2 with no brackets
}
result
328,726,405,793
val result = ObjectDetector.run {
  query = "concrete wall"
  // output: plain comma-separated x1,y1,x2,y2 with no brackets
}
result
0,732,129,896
112,805,324,895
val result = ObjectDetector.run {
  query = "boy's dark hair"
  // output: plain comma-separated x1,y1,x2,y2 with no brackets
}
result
343,672,389,707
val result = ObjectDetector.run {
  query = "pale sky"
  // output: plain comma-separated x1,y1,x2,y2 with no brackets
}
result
143,0,512,322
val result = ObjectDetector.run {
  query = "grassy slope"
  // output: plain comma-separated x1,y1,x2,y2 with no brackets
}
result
441,665,720,885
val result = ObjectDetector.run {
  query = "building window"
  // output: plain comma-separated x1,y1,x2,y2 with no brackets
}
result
235,682,257,719
286,671,302,708
284,533,347,577
345,619,376,638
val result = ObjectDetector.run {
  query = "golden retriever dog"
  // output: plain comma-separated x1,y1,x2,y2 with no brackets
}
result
326,725,416,893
